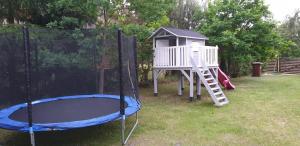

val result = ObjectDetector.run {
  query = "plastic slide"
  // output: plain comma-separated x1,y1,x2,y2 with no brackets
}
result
218,68,235,90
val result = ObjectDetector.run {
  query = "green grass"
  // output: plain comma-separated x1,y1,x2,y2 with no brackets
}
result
1,74,300,146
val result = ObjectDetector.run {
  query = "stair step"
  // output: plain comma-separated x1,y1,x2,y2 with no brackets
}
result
217,96,226,101
211,87,220,91
205,77,214,81
217,100,229,106
190,58,229,107
203,73,211,76
208,82,217,86
214,91,223,96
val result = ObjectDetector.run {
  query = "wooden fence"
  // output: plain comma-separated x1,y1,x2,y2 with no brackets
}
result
265,58,300,74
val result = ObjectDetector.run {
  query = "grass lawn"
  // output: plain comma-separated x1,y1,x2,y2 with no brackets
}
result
0,74,300,146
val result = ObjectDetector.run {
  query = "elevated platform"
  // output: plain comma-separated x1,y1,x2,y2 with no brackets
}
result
153,45,218,69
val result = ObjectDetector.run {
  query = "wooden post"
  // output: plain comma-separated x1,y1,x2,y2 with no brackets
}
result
196,75,201,99
189,70,194,101
214,68,218,81
181,72,184,90
99,69,104,93
178,71,183,96
153,69,158,96
153,37,156,48
277,57,280,72
153,37,156,67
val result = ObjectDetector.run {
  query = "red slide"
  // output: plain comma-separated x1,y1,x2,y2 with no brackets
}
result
218,68,235,90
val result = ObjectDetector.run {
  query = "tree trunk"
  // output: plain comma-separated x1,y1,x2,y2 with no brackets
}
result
7,1,15,24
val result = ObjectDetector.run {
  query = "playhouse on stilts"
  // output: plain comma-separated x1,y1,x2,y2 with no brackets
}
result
150,27,232,107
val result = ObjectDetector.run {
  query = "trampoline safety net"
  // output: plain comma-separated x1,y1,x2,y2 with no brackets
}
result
0,26,140,131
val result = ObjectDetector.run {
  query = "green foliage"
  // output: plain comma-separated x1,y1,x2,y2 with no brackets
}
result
278,11,300,57
198,0,289,76
46,0,98,29
2,0,295,80
0,24,22,33
0,0,98,29
122,24,153,84
130,0,175,25
121,0,175,85
147,15,170,29
169,0,204,29
94,0,121,26
0,0,176,85
26,27,117,70
0,0,23,23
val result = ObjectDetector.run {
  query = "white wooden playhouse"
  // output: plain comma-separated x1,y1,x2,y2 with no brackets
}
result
150,27,229,106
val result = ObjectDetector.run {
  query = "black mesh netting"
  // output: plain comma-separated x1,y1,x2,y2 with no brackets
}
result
121,33,139,100
29,28,121,99
0,27,26,105
0,26,139,124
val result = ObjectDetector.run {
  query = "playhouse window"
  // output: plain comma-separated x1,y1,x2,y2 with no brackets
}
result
179,38,186,46
169,37,176,46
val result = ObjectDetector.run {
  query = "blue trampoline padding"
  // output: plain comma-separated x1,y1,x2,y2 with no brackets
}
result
0,94,140,132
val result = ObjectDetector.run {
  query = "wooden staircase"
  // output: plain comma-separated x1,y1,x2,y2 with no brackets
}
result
190,58,229,107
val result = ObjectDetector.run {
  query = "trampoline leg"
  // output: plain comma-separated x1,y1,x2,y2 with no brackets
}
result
122,113,139,145
29,127,35,146
121,115,126,145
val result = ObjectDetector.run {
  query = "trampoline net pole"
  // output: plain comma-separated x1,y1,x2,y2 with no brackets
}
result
118,29,125,115
119,30,140,145
23,26,35,146
118,29,126,145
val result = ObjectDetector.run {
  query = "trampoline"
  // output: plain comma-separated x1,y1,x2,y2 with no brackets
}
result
0,94,140,132
0,27,140,145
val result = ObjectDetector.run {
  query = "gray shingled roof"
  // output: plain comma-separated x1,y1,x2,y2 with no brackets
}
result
149,27,208,40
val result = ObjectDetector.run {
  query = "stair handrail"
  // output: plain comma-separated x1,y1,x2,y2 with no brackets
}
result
190,57,218,104
190,56,227,107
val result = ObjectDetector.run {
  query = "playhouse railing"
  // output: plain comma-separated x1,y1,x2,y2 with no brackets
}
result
153,45,218,68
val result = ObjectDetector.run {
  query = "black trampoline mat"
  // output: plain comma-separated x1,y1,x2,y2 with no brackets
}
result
9,97,127,123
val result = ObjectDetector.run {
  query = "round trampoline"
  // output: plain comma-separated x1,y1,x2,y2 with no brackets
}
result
0,94,140,132
0,27,140,145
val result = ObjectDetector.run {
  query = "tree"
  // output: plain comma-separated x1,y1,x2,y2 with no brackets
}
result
0,0,56,25
0,0,24,24
198,0,288,76
169,0,204,29
122,24,152,85
129,0,174,25
121,0,175,85
279,10,300,57
0,0,99,29
46,0,99,29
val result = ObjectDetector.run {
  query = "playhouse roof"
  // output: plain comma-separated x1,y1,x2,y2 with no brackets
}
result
149,27,208,40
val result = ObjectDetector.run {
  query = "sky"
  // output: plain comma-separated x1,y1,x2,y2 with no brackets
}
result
264,0,300,22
